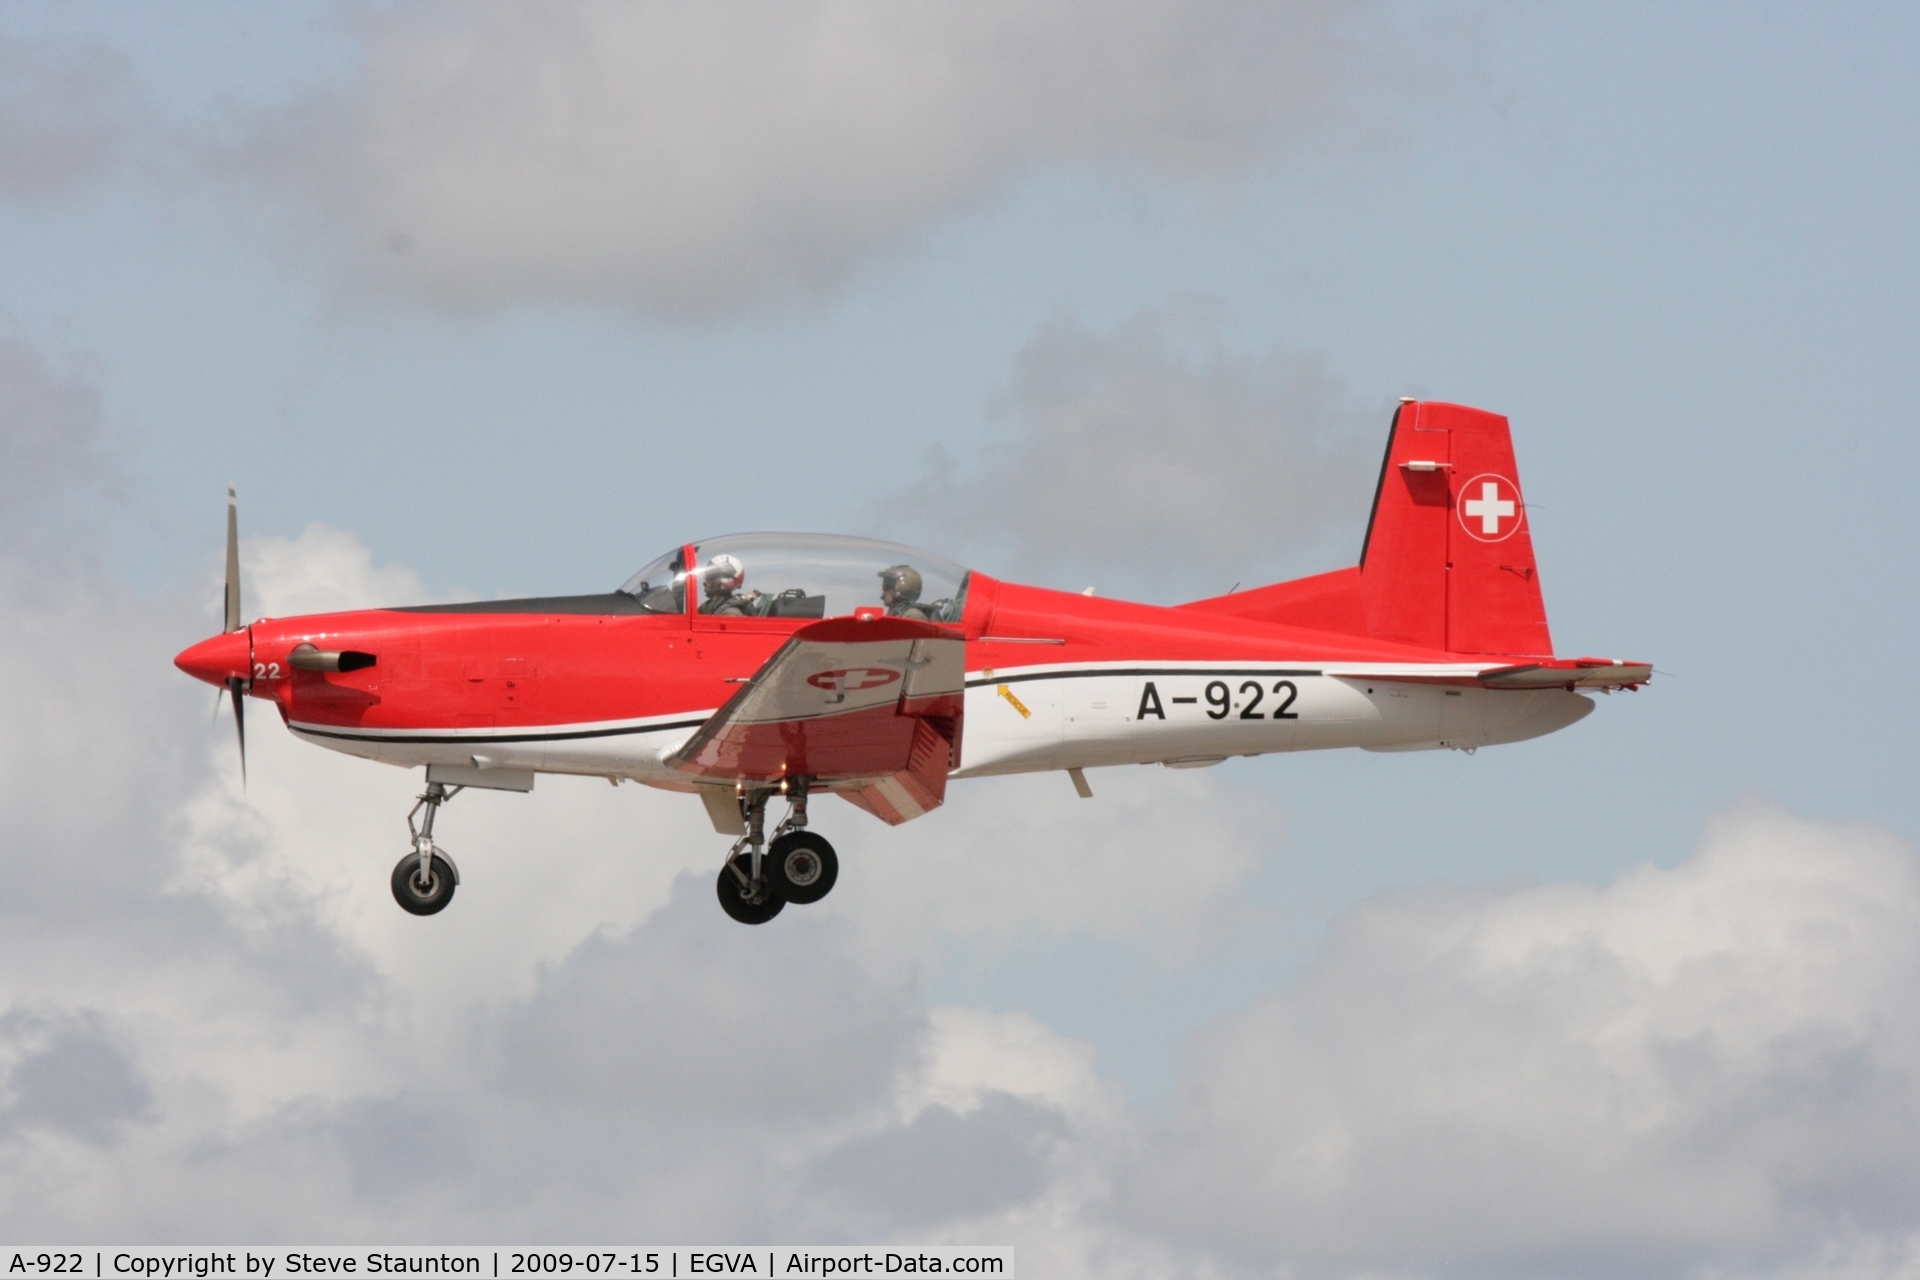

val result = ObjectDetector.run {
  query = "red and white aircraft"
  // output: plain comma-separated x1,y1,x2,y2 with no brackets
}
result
175,402,1649,924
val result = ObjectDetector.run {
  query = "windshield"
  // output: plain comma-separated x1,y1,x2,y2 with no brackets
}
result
617,546,689,614
621,533,969,623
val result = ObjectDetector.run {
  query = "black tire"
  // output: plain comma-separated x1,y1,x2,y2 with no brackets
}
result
716,853,785,925
391,853,457,916
765,831,838,905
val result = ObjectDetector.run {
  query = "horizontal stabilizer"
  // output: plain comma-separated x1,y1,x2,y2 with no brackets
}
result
1476,658,1652,689
1324,657,1651,690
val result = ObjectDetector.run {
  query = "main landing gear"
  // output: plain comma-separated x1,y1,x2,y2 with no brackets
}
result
716,781,839,926
392,780,462,916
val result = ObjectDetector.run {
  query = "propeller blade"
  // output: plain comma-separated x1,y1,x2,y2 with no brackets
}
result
224,485,242,634
227,675,247,786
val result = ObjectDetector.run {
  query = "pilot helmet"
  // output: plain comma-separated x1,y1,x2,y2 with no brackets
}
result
878,564,922,605
705,554,745,593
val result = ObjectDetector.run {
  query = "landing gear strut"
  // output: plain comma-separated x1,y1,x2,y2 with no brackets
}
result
714,780,838,924
392,780,462,916
716,787,782,925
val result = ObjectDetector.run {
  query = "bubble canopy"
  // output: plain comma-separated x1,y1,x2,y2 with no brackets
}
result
617,533,970,623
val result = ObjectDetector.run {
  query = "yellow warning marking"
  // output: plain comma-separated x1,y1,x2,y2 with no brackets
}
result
996,684,1031,719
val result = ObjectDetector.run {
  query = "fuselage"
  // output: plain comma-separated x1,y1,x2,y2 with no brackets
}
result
193,571,1591,792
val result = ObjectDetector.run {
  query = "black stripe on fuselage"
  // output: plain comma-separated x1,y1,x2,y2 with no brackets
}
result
966,666,1323,689
289,716,709,746
389,593,655,616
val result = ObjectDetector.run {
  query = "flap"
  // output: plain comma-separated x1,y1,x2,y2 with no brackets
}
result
668,615,965,787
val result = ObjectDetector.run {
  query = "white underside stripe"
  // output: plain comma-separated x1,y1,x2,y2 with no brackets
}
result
287,663,1516,746
966,659,1503,683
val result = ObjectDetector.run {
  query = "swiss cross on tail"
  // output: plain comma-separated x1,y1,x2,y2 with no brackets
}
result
1458,474,1522,542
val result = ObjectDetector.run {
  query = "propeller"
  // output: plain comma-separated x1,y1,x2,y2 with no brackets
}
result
177,485,255,785
220,485,246,784
224,484,241,634
227,675,247,785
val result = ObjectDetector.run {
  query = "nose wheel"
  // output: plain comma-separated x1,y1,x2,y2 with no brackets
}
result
715,782,838,924
392,780,462,916
393,851,458,915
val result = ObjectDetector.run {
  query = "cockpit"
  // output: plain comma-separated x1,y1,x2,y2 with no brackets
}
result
618,533,970,624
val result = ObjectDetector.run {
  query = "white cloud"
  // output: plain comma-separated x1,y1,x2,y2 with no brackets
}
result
240,522,438,619
15,521,1920,1278
887,302,1385,597
906,1007,1118,1126
1125,805,1920,1275
824,764,1274,970
10,354,1920,1272
231,0,1433,312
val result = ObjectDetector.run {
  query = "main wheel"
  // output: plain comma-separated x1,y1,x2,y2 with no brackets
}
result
765,831,838,905
716,853,785,925
391,852,457,916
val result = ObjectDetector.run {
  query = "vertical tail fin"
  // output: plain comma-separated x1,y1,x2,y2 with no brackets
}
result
1360,401,1552,656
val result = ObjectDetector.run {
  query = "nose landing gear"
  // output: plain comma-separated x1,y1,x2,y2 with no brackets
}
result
714,781,839,924
392,780,462,916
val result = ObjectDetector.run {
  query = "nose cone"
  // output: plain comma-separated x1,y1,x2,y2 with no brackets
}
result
175,629,250,687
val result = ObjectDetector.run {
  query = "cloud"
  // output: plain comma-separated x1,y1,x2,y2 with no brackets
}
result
825,765,1274,970
241,522,438,618
12,490,1920,1280
0,35,142,201
809,1092,1067,1230
12,358,1920,1271
1124,805,1920,1275
228,0,1434,312
0,1012,152,1145
886,302,1386,597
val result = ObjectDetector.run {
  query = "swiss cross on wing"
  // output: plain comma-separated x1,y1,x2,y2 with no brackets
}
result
1456,473,1523,542
807,667,902,693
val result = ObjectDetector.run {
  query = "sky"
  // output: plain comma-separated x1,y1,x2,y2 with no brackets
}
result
1,1,1918,1273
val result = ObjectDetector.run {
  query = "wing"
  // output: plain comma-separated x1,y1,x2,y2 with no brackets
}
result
668,615,965,825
